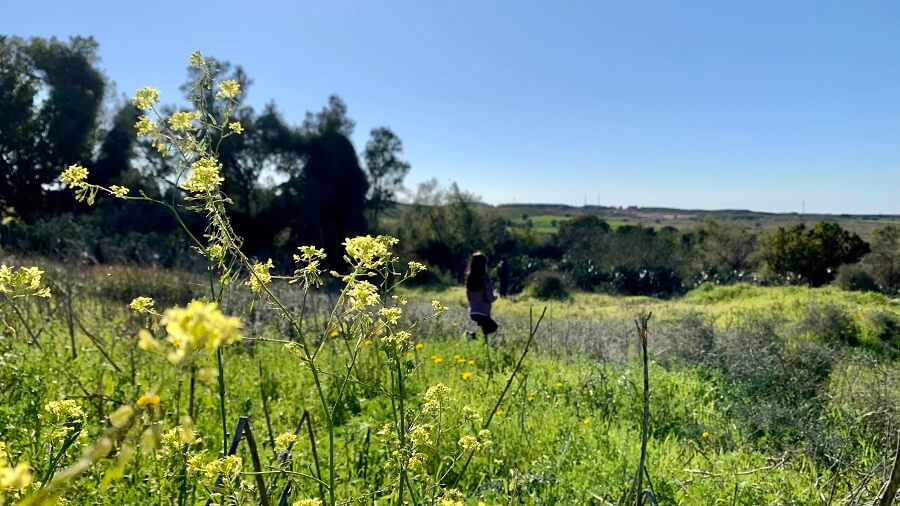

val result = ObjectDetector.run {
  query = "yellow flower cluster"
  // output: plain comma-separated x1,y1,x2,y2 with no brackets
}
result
202,454,242,480
343,235,398,269
378,306,402,325
431,299,449,317
137,393,161,407
458,429,492,453
109,185,130,198
462,405,482,425
41,400,86,426
216,80,241,99
138,300,242,365
168,111,201,132
380,330,412,362
60,164,101,205
346,280,380,312
439,489,466,506
247,258,274,294
132,86,160,110
408,261,427,276
292,500,323,506
228,121,243,134
208,243,226,261
180,156,224,195
60,164,89,188
134,115,167,153
422,383,451,416
129,296,155,314
0,442,32,494
274,433,297,454
292,245,326,288
0,265,51,299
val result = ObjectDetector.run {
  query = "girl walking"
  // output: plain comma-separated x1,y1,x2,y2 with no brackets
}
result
465,252,499,336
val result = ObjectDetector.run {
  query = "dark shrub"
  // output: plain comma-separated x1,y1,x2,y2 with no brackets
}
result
610,266,683,297
796,303,859,346
835,263,879,292
526,271,569,300
865,311,900,348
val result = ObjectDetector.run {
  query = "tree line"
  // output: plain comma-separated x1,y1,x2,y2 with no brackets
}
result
2,36,897,298
0,36,410,267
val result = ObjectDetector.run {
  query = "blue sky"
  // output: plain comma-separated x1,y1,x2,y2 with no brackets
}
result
4,0,899,213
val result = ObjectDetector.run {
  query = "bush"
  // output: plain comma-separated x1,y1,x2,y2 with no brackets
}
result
610,266,683,297
796,303,860,346
526,271,569,300
865,311,900,349
834,263,879,292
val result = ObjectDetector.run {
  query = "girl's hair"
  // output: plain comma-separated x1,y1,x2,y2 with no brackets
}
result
465,252,488,291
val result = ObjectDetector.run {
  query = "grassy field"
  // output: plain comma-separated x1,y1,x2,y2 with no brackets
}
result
1,260,899,504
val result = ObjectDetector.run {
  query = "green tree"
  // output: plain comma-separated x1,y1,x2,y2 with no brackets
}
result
861,226,900,293
364,127,411,228
397,179,493,276
0,36,105,216
762,222,869,286
693,219,758,276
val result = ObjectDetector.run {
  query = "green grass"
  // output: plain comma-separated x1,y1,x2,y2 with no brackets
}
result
1,274,898,504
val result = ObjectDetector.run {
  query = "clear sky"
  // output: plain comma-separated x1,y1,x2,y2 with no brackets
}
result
4,0,899,214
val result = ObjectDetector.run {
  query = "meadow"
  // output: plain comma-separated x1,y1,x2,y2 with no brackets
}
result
1,259,900,505
2,51,899,506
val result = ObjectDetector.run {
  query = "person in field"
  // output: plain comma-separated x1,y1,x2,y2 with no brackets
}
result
497,256,510,297
465,251,499,337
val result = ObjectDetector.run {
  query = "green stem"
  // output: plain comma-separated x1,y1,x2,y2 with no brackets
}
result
217,347,228,456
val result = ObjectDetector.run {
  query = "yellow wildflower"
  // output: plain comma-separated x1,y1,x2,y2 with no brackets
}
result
408,261,427,275
702,431,710,439
378,306,403,325
247,258,274,293
60,164,89,188
430,354,443,364
132,86,160,110
461,371,473,381
149,300,242,365
180,156,223,195
109,185,130,198
275,433,297,453
0,462,33,493
431,299,449,316
346,279,380,311
216,80,241,99
129,296,155,313
168,111,201,131
422,383,451,415
137,393,161,407
134,115,158,136
415,342,424,350
582,418,592,426
188,50,205,67
228,121,243,134
42,400,86,426
292,500,323,506
0,265,51,298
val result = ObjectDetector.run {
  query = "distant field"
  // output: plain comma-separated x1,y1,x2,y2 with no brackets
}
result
490,203,900,238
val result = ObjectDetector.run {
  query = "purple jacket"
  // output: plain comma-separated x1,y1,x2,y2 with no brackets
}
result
467,276,497,316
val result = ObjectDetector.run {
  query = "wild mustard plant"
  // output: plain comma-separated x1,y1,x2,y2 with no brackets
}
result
55,50,463,505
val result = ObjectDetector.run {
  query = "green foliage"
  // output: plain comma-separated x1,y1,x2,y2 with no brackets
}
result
364,126,411,227
761,222,870,286
0,36,105,216
526,271,569,300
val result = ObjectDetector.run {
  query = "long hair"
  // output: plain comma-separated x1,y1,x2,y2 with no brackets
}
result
465,252,488,291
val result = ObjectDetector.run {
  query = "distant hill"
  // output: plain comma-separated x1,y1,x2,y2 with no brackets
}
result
490,203,900,238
